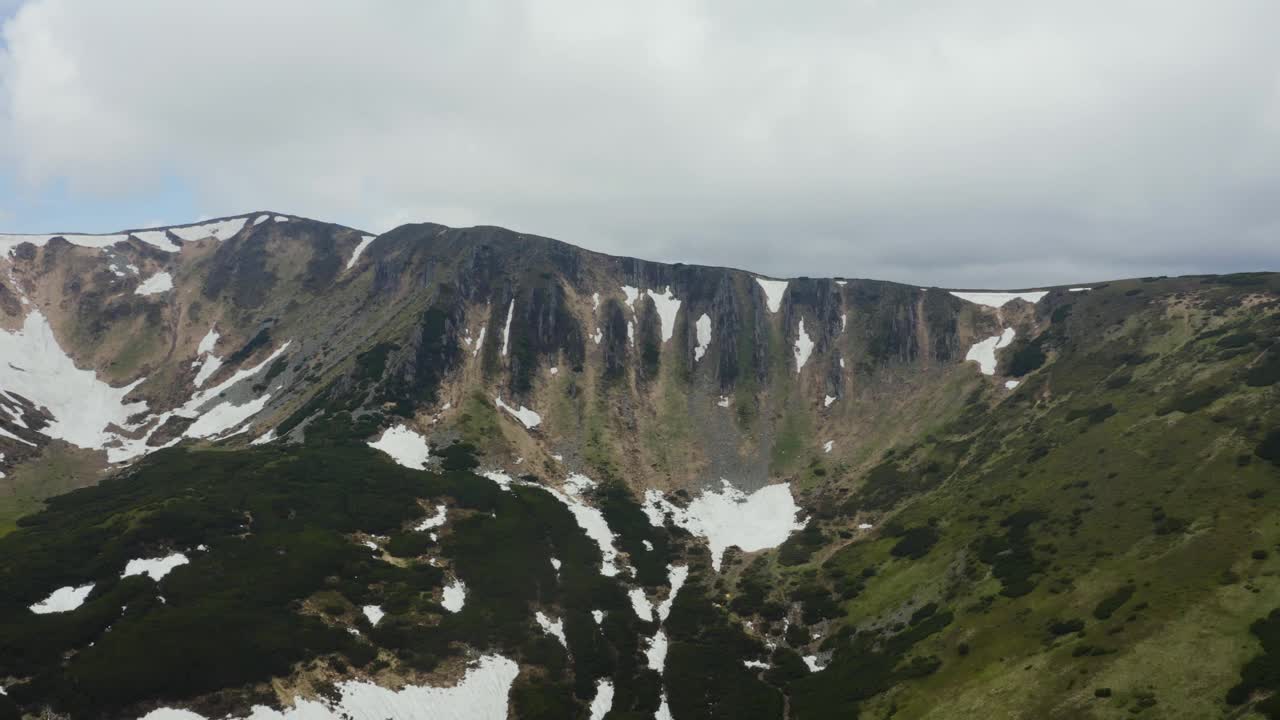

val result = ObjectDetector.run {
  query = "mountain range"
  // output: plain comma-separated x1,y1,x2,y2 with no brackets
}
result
0,212,1278,719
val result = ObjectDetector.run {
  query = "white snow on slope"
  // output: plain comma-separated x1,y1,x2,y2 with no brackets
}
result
1,232,127,255
184,394,271,439
656,565,687,623
949,290,1048,308
347,235,376,270
191,327,223,388
589,679,614,720
1005,380,1021,389
755,278,788,313
501,300,515,356
415,504,448,531
139,654,520,720
29,583,94,614
274,216,289,222
647,287,682,342
0,311,147,451
442,579,467,612
964,327,1016,376
196,327,220,355
122,553,189,581
794,318,813,373
362,605,385,626
621,285,641,309
494,396,541,429
169,217,247,243
823,395,836,408
134,272,174,295
803,655,824,672
629,588,655,622
694,314,712,362
1069,287,1091,292
646,630,669,671
254,215,270,226
823,440,833,453
130,230,182,252
367,425,432,469
644,481,806,571
535,611,567,647
250,429,277,445
473,325,486,357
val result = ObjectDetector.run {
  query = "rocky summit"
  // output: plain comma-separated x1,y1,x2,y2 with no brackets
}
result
1,214,1279,719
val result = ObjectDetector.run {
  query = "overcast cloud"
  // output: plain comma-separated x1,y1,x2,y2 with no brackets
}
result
1,1,1278,287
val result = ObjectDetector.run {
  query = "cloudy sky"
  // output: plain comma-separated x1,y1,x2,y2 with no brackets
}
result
1,1,1277,287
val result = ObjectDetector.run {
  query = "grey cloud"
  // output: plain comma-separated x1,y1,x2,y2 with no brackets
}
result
1,0,1278,287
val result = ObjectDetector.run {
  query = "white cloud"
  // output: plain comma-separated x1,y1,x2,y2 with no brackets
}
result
1,1,1278,286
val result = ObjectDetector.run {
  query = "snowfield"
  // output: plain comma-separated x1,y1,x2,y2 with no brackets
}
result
168,217,247,243
535,611,567,647
949,290,1048,308
347,235,376,269
494,396,541,428
441,579,467,613
134,271,174,295
0,310,148,452
122,553,189,581
139,654,520,720
793,318,813,373
367,425,432,469
694,313,712,361
965,327,1016,376
644,481,806,571
755,277,788,313
29,583,95,614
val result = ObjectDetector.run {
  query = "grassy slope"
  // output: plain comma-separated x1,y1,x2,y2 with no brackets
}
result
731,274,1280,719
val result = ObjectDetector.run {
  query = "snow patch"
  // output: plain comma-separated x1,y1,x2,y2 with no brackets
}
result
135,272,174,295
823,394,836,408
793,318,813,373
589,679,614,720
744,659,770,669
592,610,605,624
362,605,385,626
535,611,567,647
346,235,375,270
184,394,271,439
415,504,448,531
441,579,467,612
494,396,541,429
169,217,247,243
964,327,1016,376
823,440,833,453
140,655,519,720
644,481,805,571
647,287,682,342
694,313,712,362
250,429,277,445
367,425,432,469
1,232,129,255
656,565,687,622
196,327,220,355
1068,287,1091,292
30,583,94,614
122,553,189,581
1005,380,1021,389
803,655,824,672
755,278,788,313
0,311,148,454
629,588,655,622
950,290,1048,308
130,230,181,252
646,630,669,671
717,395,731,408
501,300,515,356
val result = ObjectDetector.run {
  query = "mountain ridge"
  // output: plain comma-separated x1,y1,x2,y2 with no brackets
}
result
1,212,1279,719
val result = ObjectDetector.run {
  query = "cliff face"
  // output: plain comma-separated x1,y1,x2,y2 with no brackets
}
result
1,214,1007,496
